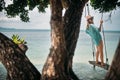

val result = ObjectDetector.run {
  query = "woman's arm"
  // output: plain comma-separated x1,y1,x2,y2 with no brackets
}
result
99,20,103,32
86,22,89,29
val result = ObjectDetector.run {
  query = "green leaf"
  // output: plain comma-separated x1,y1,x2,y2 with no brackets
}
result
11,34,27,45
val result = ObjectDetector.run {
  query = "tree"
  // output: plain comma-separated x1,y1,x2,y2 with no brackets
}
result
0,0,120,80
0,32,41,80
42,0,68,79
42,0,88,79
63,0,88,79
105,40,120,80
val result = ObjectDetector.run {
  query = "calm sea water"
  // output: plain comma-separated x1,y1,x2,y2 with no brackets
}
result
0,29,120,80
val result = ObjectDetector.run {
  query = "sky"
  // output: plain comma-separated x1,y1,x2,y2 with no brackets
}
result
0,2,120,31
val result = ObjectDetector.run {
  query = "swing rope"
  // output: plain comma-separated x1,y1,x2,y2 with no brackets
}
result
86,3,90,15
85,3,95,63
85,3,109,66
101,13,109,65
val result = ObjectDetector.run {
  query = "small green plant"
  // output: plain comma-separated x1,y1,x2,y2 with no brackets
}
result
12,34,27,45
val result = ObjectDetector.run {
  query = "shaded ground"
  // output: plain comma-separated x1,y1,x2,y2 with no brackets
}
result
0,63,107,80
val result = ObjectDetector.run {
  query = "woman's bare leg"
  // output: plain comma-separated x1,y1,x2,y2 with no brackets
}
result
96,47,99,63
99,40,104,65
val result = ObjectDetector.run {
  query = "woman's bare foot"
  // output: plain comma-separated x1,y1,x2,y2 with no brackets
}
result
101,63,104,66
96,61,98,64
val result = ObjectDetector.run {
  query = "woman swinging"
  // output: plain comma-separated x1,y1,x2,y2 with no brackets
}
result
86,15,104,66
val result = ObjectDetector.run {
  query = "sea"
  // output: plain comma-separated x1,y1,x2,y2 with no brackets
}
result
0,29,120,80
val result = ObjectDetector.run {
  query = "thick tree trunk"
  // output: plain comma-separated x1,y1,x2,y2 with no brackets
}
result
42,0,89,80
42,0,68,80
0,33,41,80
105,40,120,80
63,0,88,80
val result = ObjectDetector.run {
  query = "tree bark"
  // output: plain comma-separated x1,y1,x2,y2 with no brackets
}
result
42,0,68,80
105,40,120,80
42,0,89,80
63,0,88,80
0,32,41,80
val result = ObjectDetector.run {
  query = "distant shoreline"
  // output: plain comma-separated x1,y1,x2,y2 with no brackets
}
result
0,27,120,33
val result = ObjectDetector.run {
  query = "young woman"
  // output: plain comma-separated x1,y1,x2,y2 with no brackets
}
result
86,15,104,66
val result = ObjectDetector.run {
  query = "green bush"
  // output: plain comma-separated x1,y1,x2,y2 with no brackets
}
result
12,34,27,45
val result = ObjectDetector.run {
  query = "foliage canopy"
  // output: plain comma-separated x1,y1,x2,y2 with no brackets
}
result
0,0,120,22
90,0,120,12
0,0,49,22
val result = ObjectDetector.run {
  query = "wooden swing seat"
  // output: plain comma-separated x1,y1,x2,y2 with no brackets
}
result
89,61,110,70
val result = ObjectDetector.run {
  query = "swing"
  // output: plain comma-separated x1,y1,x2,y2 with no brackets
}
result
85,3,110,70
